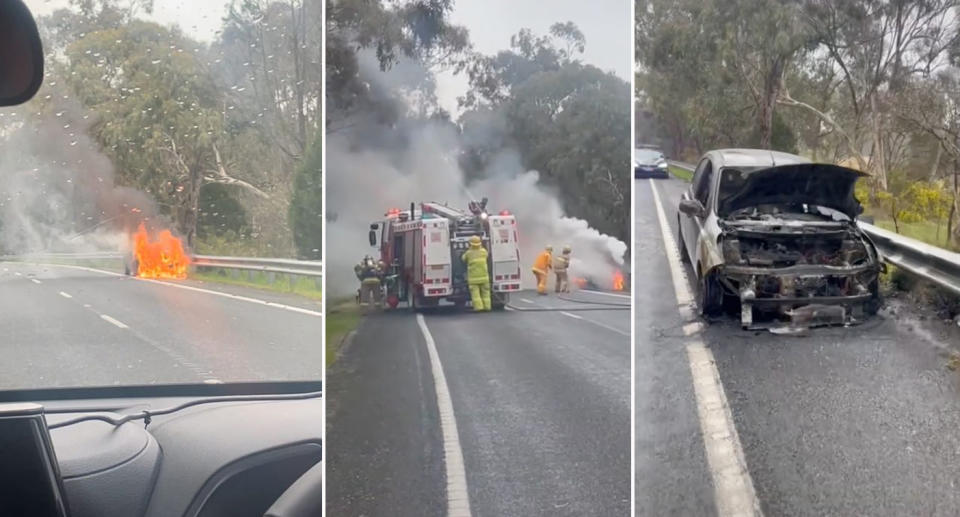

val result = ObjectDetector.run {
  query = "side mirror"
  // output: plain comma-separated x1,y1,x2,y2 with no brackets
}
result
368,230,377,247
679,198,705,218
0,0,44,106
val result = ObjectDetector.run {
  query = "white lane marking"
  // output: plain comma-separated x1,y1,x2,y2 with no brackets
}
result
30,278,42,284
59,291,73,299
33,263,322,317
415,314,472,517
561,310,630,337
15,272,21,276
203,379,223,384
579,289,631,299
99,314,129,329
519,298,534,304
683,321,704,336
649,178,761,517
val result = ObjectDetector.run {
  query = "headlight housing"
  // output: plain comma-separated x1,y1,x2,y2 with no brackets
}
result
657,161,668,168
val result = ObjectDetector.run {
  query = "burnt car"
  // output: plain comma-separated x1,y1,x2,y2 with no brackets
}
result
677,149,883,329
635,147,669,178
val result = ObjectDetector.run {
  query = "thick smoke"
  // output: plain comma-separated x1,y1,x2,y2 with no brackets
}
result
327,121,627,297
0,100,157,255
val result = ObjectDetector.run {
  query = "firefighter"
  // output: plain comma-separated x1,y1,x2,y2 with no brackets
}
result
554,245,571,293
532,245,553,295
461,235,491,311
354,255,382,312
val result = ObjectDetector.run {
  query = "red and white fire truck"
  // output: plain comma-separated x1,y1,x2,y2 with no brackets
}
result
368,198,522,310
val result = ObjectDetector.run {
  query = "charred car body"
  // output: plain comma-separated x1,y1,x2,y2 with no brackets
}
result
677,149,883,329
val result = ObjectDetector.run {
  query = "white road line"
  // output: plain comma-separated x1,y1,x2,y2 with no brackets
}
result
30,278,42,284
415,314,471,517
560,311,630,337
649,178,761,517
59,291,72,299
15,272,21,276
519,298,534,304
34,263,322,317
579,289,631,299
99,314,129,329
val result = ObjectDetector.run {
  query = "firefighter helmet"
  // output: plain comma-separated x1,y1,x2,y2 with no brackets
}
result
545,245,553,252
562,245,571,254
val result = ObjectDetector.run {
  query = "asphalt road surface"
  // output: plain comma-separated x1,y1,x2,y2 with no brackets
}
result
636,176,960,516
326,289,630,516
0,261,322,389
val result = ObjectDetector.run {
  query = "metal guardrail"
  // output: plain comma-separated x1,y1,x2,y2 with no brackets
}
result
858,223,960,296
191,255,323,277
1,252,322,278
661,159,960,296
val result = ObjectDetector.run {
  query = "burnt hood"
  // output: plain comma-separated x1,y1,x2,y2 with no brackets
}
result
717,163,867,219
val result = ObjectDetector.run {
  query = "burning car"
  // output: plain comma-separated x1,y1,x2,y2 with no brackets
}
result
677,149,883,329
123,222,190,279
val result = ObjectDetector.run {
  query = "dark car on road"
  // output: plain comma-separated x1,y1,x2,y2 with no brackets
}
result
676,148,882,329
634,147,669,178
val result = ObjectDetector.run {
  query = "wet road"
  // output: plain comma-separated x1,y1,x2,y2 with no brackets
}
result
326,289,630,516
0,261,322,389
636,176,960,516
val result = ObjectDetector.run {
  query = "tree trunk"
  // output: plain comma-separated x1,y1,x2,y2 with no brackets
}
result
757,58,784,148
182,169,202,249
870,94,888,191
930,143,943,182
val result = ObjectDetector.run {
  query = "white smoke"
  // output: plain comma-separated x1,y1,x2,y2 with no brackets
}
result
0,100,157,255
326,122,627,296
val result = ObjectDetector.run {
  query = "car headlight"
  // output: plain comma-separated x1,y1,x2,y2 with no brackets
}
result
657,162,667,168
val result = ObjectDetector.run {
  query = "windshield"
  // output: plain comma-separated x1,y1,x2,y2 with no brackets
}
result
0,0,321,391
635,149,663,162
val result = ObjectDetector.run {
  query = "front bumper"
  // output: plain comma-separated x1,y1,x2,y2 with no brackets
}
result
635,166,669,178
715,263,881,329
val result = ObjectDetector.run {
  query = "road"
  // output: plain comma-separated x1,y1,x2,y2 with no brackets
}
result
636,176,960,516
326,289,630,516
0,261,322,389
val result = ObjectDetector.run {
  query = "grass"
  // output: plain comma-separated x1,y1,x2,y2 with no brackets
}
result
871,217,959,252
668,164,694,182
192,267,322,301
325,298,362,367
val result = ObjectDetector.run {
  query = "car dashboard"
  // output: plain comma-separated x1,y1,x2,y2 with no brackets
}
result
31,392,321,517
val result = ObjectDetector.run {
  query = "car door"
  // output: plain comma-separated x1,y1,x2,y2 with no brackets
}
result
681,158,713,274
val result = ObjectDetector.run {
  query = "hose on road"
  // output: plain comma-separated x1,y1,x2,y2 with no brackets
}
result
506,304,630,312
556,293,631,308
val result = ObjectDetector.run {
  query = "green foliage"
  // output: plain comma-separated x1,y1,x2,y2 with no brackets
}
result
290,134,322,259
197,184,248,239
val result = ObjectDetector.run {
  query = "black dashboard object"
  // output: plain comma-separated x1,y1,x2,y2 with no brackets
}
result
0,403,70,517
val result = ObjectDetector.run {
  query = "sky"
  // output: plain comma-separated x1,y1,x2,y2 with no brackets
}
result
436,0,632,115
25,0,228,41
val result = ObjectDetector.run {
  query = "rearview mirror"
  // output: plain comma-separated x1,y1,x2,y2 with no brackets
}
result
679,198,705,218
368,230,377,247
0,0,44,106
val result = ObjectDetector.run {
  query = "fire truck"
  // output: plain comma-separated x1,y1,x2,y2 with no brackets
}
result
368,198,522,310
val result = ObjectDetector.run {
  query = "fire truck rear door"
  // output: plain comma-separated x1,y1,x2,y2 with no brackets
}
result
422,219,452,296
488,215,521,292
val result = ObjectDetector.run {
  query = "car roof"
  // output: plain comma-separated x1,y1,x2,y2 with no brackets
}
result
708,148,809,169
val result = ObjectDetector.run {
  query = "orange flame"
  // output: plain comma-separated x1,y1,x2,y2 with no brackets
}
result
612,270,624,291
573,277,587,289
132,222,189,279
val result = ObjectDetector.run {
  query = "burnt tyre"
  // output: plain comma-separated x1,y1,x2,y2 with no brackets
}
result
697,270,724,318
677,217,690,264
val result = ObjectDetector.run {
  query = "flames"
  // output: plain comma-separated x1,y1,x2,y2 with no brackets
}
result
612,270,624,291
573,277,588,289
132,222,189,279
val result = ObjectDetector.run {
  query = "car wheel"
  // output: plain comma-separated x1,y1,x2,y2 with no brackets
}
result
698,270,724,318
864,278,882,316
677,217,690,264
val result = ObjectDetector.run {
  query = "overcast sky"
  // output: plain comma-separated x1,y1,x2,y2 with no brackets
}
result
437,0,632,115
25,0,228,41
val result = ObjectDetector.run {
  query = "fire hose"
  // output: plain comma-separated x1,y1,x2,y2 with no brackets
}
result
505,292,630,312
